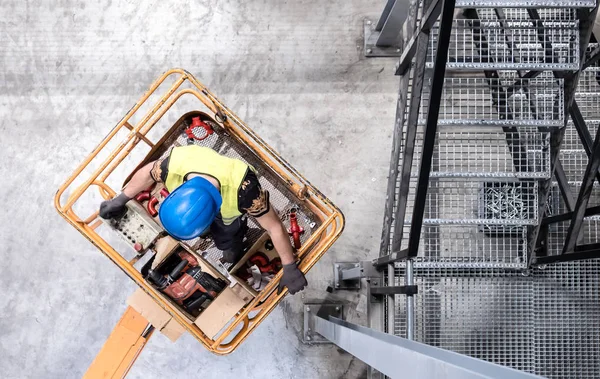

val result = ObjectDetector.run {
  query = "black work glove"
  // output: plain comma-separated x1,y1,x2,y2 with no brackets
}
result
277,262,307,295
99,193,132,219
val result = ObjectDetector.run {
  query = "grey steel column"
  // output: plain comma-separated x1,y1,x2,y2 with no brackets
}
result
387,264,395,334
405,259,415,340
377,0,410,46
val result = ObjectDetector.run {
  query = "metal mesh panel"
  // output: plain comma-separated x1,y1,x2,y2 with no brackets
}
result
419,77,564,127
394,261,600,378
429,19,579,70
547,216,600,256
548,181,600,216
393,224,528,268
455,0,596,7
410,127,551,178
563,121,600,151
381,3,600,378
576,67,600,94
394,267,535,372
404,179,538,225
476,8,577,21
575,68,600,120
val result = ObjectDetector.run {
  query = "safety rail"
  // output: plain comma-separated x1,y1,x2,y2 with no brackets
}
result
54,68,344,354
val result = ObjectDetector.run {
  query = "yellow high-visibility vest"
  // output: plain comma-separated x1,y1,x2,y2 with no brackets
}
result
165,145,252,225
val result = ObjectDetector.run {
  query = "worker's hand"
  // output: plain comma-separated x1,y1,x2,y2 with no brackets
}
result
277,262,307,295
99,193,132,219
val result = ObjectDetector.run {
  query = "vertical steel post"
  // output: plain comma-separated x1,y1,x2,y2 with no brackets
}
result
405,259,415,340
387,264,396,334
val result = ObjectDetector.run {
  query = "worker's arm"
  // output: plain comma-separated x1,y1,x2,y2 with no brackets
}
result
254,207,296,265
254,207,308,295
99,161,157,219
122,161,156,197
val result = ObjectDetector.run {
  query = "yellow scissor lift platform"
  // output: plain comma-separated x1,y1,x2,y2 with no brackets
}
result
54,69,344,375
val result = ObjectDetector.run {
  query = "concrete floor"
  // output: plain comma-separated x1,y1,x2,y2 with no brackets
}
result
0,1,400,378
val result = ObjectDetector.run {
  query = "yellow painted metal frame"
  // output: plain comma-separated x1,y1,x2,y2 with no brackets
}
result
84,307,153,378
54,68,345,354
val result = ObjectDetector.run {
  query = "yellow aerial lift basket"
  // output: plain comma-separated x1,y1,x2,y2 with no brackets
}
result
54,68,344,354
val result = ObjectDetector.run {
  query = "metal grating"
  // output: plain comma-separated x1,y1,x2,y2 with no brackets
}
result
576,67,600,94
575,68,600,120
402,179,539,226
393,261,600,378
563,121,599,151
392,224,528,268
547,216,600,256
476,8,577,21
547,180,600,216
419,76,565,127
429,19,579,70
410,127,551,178
455,0,597,7
560,150,598,180
379,1,600,378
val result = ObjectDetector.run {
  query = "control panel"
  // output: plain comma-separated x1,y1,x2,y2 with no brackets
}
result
103,201,163,254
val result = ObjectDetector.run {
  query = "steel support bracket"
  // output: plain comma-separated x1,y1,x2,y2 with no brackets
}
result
364,19,402,58
303,302,344,344
333,262,362,290
371,285,419,296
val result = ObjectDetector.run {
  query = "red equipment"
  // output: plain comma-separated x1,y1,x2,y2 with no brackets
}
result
185,116,213,141
147,251,225,316
135,187,170,217
288,213,304,249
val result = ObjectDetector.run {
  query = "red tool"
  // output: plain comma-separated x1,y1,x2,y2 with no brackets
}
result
185,116,213,141
288,213,304,249
147,255,226,316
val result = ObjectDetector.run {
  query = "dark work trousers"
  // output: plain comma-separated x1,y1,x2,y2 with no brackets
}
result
210,214,248,253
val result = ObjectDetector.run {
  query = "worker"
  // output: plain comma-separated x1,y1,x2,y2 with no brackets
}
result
99,144,307,295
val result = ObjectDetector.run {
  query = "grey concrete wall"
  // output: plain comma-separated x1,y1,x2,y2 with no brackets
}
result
0,1,400,378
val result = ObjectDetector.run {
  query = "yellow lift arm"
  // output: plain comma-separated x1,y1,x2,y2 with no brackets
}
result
84,307,153,379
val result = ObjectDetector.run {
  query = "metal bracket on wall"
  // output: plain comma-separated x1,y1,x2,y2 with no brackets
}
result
303,302,344,344
333,262,362,290
364,19,402,58
363,0,411,57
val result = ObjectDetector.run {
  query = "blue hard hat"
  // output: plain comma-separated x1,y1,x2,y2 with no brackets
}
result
159,176,222,240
